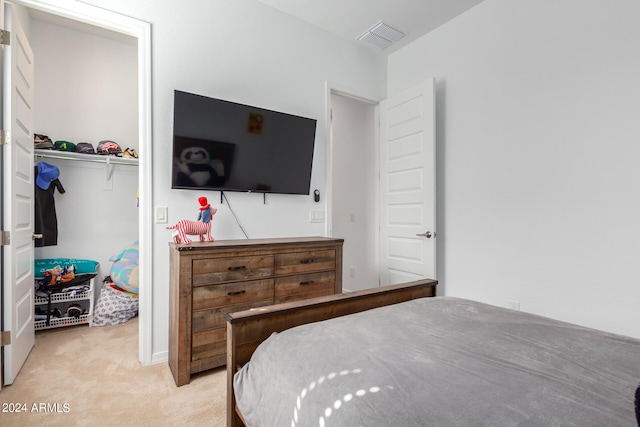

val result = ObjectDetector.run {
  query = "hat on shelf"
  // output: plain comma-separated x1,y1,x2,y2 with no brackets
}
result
123,147,138,159
96,140,122,156
34,133,53,149
76,142,96,154
36,162,60,190
54,140,77,152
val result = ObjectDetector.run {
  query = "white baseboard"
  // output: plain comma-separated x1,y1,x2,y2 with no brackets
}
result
151,350,168,365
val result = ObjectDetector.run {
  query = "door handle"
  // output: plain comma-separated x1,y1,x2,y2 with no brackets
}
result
32,233,43,240
416,231,435,239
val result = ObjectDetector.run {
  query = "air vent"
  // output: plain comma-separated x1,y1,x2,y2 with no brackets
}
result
358,21,405,50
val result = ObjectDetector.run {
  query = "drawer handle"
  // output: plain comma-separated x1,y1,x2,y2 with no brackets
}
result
299,258,314,264
228,266,246,271
227,290,246,296
299,280,315,286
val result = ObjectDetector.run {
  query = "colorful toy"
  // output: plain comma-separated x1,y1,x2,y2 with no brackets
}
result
167,197,217,244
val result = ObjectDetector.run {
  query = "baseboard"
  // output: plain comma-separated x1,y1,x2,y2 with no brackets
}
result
151,350,168,364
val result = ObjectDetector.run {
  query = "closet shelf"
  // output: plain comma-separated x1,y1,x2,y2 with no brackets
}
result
35,289,90,305
35,314,91,330
34,149,138,166
34,278,96,330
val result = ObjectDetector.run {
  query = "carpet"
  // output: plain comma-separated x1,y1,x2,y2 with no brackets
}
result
0,317,226,426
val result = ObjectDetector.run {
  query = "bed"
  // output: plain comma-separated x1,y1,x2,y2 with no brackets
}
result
226,279,640,427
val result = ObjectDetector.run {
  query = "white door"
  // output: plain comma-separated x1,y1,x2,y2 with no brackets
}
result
1,2,35,385
379,79,436,286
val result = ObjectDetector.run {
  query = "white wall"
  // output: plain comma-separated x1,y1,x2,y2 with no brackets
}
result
331,93,378,292
32,20,138,150
388,0,640,339
31,18,139,280
77,0,387,360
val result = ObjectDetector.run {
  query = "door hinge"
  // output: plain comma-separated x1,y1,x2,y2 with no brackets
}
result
1,130,9,145
0,331,11,347
0,29,10,45
1,230,9,246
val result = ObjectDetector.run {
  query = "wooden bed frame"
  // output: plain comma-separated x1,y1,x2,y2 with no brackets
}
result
225,279,438,427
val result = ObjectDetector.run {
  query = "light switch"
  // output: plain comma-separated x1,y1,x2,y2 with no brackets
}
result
309,210,325,223
155,206,168,224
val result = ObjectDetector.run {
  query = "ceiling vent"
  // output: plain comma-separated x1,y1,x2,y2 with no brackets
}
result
357,21,405,50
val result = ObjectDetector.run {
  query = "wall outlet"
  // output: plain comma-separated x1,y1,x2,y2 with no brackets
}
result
507,300,520,311
349,266,355,277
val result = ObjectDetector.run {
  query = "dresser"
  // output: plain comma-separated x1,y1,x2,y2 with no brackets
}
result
168,236,344,386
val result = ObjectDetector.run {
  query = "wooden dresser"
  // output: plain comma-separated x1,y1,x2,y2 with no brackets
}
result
168,236,344,386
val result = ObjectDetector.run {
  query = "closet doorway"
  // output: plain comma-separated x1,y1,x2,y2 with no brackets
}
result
2,0,152,383
328,87,379,293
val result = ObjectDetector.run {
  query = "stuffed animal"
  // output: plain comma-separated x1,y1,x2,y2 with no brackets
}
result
167,197,217,244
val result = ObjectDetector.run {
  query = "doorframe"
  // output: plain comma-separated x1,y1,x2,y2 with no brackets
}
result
324,81,380,286
13,0,153,365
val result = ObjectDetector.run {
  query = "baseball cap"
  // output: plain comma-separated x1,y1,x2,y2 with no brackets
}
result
54,140,77,152
96,140,123,156
34,133,53,149
36,162,60,190
76,142,96,154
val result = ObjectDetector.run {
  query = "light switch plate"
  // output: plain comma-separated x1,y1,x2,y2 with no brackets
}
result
155,206,168,224
309,210,325,223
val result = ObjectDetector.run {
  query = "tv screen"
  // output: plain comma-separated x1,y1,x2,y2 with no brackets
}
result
172,90,317,195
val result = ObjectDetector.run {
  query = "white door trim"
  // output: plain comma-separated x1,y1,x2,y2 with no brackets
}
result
13,0,153,365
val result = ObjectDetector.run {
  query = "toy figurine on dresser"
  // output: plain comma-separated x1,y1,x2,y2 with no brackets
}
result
167,197,217,244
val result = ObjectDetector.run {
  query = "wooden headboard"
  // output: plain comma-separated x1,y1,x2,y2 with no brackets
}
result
225,279,438,427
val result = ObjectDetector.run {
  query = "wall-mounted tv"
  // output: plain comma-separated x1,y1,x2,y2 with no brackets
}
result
172,90,317,195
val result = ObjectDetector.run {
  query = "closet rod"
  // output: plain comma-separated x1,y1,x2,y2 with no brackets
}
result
34,149,138,166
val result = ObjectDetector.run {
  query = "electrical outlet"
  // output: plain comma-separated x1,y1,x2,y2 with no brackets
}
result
507,300,520,311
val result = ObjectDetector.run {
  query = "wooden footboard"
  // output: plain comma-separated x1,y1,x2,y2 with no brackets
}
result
225,279,438,427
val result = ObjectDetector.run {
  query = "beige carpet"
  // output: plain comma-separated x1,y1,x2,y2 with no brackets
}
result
0,318,226,426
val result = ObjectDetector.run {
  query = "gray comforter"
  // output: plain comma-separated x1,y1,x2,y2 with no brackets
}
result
234,296,640,426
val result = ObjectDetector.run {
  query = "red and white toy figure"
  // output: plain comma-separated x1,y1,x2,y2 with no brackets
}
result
167,197,217,244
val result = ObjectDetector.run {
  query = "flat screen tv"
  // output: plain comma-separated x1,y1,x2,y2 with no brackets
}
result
172,90,317,195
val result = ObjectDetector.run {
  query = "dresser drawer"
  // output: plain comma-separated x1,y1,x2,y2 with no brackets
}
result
275,249,336,275
191,327,226,362
192,255,274,286
274,271,335,304
193,279,274,311
193,297,274,332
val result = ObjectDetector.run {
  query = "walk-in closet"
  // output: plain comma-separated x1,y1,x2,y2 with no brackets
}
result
28,8,139,331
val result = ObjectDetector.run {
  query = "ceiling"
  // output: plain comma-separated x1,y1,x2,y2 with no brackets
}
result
28,1,485,53
256,0,485,54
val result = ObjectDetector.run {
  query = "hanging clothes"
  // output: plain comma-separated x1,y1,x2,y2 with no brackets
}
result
34,162,65,247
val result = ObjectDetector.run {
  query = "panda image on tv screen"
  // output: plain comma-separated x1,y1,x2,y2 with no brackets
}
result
172,90,317,195
173,138,234,188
